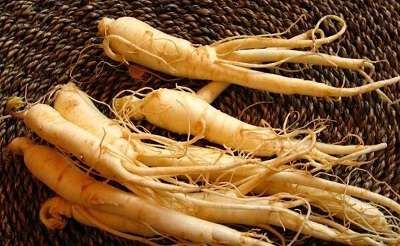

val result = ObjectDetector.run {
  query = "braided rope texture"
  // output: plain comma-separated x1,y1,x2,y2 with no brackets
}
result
1,0,399,245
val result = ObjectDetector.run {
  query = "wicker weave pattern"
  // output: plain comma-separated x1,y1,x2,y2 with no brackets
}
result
1,0,399,245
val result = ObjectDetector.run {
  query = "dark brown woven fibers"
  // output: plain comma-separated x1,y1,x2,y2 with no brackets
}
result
1,0,400,245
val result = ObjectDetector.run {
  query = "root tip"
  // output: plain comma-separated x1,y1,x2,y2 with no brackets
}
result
39,197,69,230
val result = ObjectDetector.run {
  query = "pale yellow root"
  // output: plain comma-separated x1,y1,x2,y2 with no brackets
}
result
217,21,371,72
52,83,393,237
183,169,397,243
114,88,386,165
223,49,371,70
157,187,386,245
40,196,156,241
173,166,394,243
17,104,199,193
208,64,400,97
266,171,400,216
192,164,393,235
10,138,270,246
53,83,125,144
198,37,377,104
54,83,250,172
99,16,400,97
189,203,382,245
195,28,320,103
234,131,317,195
213,15,347,53
52,84,375,233
196,81,230,104
257,181,392,234
180,163,395,237
165,158,393,239
13,138,383,245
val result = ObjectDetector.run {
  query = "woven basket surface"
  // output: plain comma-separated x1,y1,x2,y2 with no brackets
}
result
1,0,400,245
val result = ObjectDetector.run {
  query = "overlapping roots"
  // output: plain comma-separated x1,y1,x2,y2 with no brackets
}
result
7,81,399,245
7,14,400,245
113,85,387,171
207,15,391,102
9,80,392,245
60,89,397,245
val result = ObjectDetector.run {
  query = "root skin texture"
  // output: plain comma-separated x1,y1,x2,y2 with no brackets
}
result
9,138,270,246
50,83,398,245
116,88,386,163
19,104,198,192
266,171,400,216
54,83,244,174
98,16,400,97
40,196,155,237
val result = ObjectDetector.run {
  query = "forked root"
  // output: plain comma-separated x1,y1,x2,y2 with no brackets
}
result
13,138,272,246
48,82,399,244
258,181,395,236
168,191,385,245
266,171,400,216
176,28,325,104
221,49,373,71
16,104,201,193
100,15,400,98
211,63,400,97
213,15,347,53
113,88,387,169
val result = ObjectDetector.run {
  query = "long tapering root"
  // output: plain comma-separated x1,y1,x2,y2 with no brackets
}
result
113,87,387,171
213,15,347,53
12,82,399,245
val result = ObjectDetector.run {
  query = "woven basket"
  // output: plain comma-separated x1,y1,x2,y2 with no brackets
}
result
1,0,399,245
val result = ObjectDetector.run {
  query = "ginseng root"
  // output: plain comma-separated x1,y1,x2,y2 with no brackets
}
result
98,15,400,97
53,83,396,238
9,137,270,245
114,88,386,168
